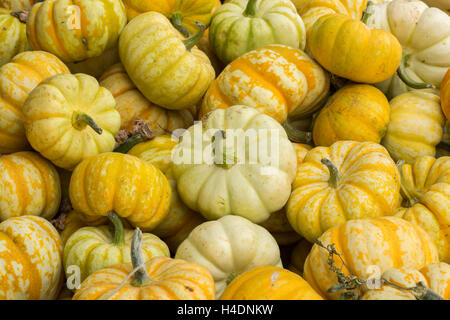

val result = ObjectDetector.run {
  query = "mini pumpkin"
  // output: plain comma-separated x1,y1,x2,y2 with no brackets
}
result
59,210,108,245
73,228,215,300
0,9,28,67
313,84,390,146
69,152,172,232
287,141,401,243
119,11,215,110
201,45,330,124
0,151,61,222
27,0,127,63
382,89,445,164
0,215,63,299
22,73,121,170
0,50,69,154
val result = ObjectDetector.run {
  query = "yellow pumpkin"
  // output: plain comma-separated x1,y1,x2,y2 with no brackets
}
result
0,0,35,10
69,152,172,232
304,216,439,300
99,64,194,133
308,14,402,84
27,0,127,63
0,51,69,154
0,215,63,299
361,263,450,300
287,141,401,243
382,89,445,164
122,0,218,35
67,46,120,79
220,266,323,300
0,9,28,67
313,84,390,146
119,11,215,110
201,45,330,124
0,151,61,222
73,229,215,300
22,73,121,170
395,156,450,262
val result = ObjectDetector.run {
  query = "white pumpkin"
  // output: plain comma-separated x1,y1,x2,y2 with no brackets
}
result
172,105,297,223
175,215,282,298
367,0,450,98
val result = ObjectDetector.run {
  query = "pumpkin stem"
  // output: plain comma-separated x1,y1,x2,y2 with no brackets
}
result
72,111,102,134
321,158,340,188
244,0,258,17
108,211,125,246
382,279,443,300
114,134,145,154
361,1,374,24
396,160,424,207
397,54,436,90
130,228,151,287
169,12,190,38
10,10,29,23
282,120,313,144
182,22,205,51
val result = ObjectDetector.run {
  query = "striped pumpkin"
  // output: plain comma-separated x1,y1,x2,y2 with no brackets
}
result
0,9,28,67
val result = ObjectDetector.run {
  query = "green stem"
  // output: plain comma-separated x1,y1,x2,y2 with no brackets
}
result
72,111,102,134
321,158,340,188
130,228,151,287
243,0,258,17
282,120,313,144
182,22,205,51
114,134,144,154
108,211,125,246
169,12,190,38
361,1,374,24
396,160,424,207
397,54,436,89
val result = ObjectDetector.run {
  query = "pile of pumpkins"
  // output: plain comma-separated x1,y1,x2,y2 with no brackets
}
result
0,0,449,300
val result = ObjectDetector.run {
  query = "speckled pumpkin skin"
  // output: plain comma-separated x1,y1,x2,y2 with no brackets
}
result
27,0,127,63
308,14,402,84
201,45,330,124
0,215,63,300
99,64,194,134
0,9,28,67
304,216,439,300
287,141,401,243
73,256,215,300
220,266,323,300
0,152,61,222
0,51,69,154
69,152,172,232
119,11,215,111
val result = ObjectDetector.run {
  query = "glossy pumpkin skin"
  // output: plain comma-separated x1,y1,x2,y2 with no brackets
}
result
0,51,69,154
64,224,170,282
0,0,35,10
119,11,215,111
123,0,218,34
395,156,450,262
27,0,127,63
304,216,439,300
361,263,450,300
127,136,206,252
22,73,121,170
442,68,450,121
367,0,450,98
308,14,402,84
0,9,28,67
172,106,297,223
382,89,445,164
73,256,215,300
175,215,282,298
201,45,330,124
209,0,306,64
287,141,401,243
220,266,323,300
67,46,120,79
69,152,172,232
0,215,63,300
0,152,61,222
313,85,390,147
99,64,194,133
59,210,108,245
